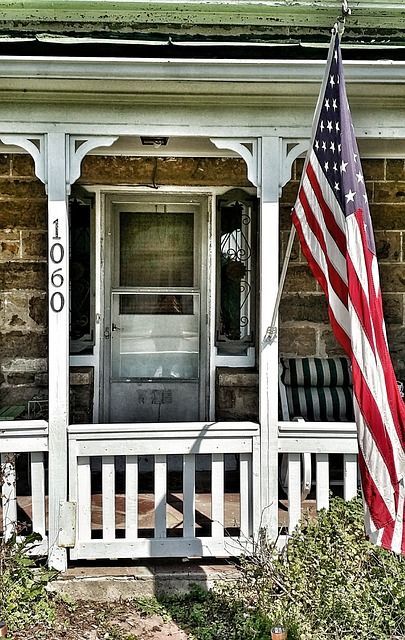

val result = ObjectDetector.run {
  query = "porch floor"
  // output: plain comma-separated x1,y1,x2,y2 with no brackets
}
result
8,493,317,537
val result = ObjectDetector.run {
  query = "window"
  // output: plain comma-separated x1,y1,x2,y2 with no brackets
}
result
69,194,95,355
216,189,257,356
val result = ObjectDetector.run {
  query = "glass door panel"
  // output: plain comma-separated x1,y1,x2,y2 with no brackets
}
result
111,292,200,380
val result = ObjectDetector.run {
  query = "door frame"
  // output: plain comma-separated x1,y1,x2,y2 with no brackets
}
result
100,190,211,423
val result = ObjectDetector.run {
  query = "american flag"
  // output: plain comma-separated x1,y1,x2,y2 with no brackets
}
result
292,30,405,553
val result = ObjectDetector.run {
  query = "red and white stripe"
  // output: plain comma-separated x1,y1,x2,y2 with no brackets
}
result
292,149,405,554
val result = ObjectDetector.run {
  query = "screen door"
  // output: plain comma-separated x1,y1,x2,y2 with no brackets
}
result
103,196,207,423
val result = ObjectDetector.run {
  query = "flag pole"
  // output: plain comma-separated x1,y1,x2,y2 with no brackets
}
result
264,223,296,343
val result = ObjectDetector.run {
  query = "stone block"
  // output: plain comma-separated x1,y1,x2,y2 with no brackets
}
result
7,372,36,385
0,198,47,229
280,180,300,206
22,231,47,259
0,155,10,176
0,262,47,291
370,204,405,231
280,293,329,323
280,230,300,262
319,329,346,357
278,326,317,357
216,387,235,410
216,369,258,388
70,366,94,424
386,326,405,380
279,204,294,230
0,292,28,331
380,264,405,293
0,332,47,358
11,154,35,177
382,293,403,324
79,156,250,187
361,159,385,181
386,159,405,181
29,295,47,327
284,264,318,293
1,357,47,374
0,238,20,260
373,181,405,204
0,179,45,198
34,372,48,386
374,231,401,261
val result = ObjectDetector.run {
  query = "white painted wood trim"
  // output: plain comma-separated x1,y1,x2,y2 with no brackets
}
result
125,455,138,540
1,453,17,541
154,455,167,539
77,456,92,542
344,453,358,501
183,454,196,539
240,453,251,538
70,536,253,561
211,453,225,538
30,452,46,539
47,132,69,572
287,453,301,534
102,456,116,542
316,453,330,511
258,136,282,539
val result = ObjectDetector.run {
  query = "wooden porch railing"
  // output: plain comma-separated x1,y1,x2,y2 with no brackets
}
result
1,418,360,561
0,420,48,555
278,419,359,544
68,422,261,560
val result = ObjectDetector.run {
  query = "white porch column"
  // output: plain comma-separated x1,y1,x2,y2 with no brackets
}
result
258,136,282,539
47,132,70,571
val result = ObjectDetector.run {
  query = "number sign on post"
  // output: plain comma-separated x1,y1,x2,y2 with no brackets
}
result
50,217,65,313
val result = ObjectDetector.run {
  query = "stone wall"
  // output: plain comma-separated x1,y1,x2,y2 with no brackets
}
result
278,158,405,381
1,153,404,423
0,154,48,409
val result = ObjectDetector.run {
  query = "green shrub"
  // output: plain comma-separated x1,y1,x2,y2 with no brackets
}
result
163,497,405,640
0,533,57,633
239,496,405,639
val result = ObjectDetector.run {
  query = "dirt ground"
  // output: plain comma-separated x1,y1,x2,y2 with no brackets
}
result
11,600,190,640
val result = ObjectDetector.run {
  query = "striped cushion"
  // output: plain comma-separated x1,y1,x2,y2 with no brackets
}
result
280,357,354,422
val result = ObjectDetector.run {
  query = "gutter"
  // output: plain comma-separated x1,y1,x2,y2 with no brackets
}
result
0,56,404,84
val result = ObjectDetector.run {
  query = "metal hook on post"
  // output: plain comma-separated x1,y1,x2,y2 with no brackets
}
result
335,0,351,36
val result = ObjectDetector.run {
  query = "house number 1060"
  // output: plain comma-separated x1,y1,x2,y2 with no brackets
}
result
50,218,65,313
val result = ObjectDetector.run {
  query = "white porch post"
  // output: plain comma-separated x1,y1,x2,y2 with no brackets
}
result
258,136,281,539
47,132,70,571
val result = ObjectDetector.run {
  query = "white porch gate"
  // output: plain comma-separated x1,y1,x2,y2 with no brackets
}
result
68,422,260,560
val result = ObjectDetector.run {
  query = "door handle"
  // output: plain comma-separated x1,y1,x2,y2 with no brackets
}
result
112,323,121,332
104,326,110,339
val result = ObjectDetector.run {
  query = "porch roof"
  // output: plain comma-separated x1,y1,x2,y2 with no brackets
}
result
0,1,405,49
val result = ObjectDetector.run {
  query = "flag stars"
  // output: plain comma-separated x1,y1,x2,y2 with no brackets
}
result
333,99,338,110
340,160,348,172
345,189,356,203
333,162,338,171
325,98,330,111
356,172,364,184
334,182,340,191
335,121,340,132
330,75,335,88
353,152,358,162
327,120,333,132
324,161,329,172
322,141,327,151
315,140,320,150
330,141,336,153
320,120,325,132
338,143,342,153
